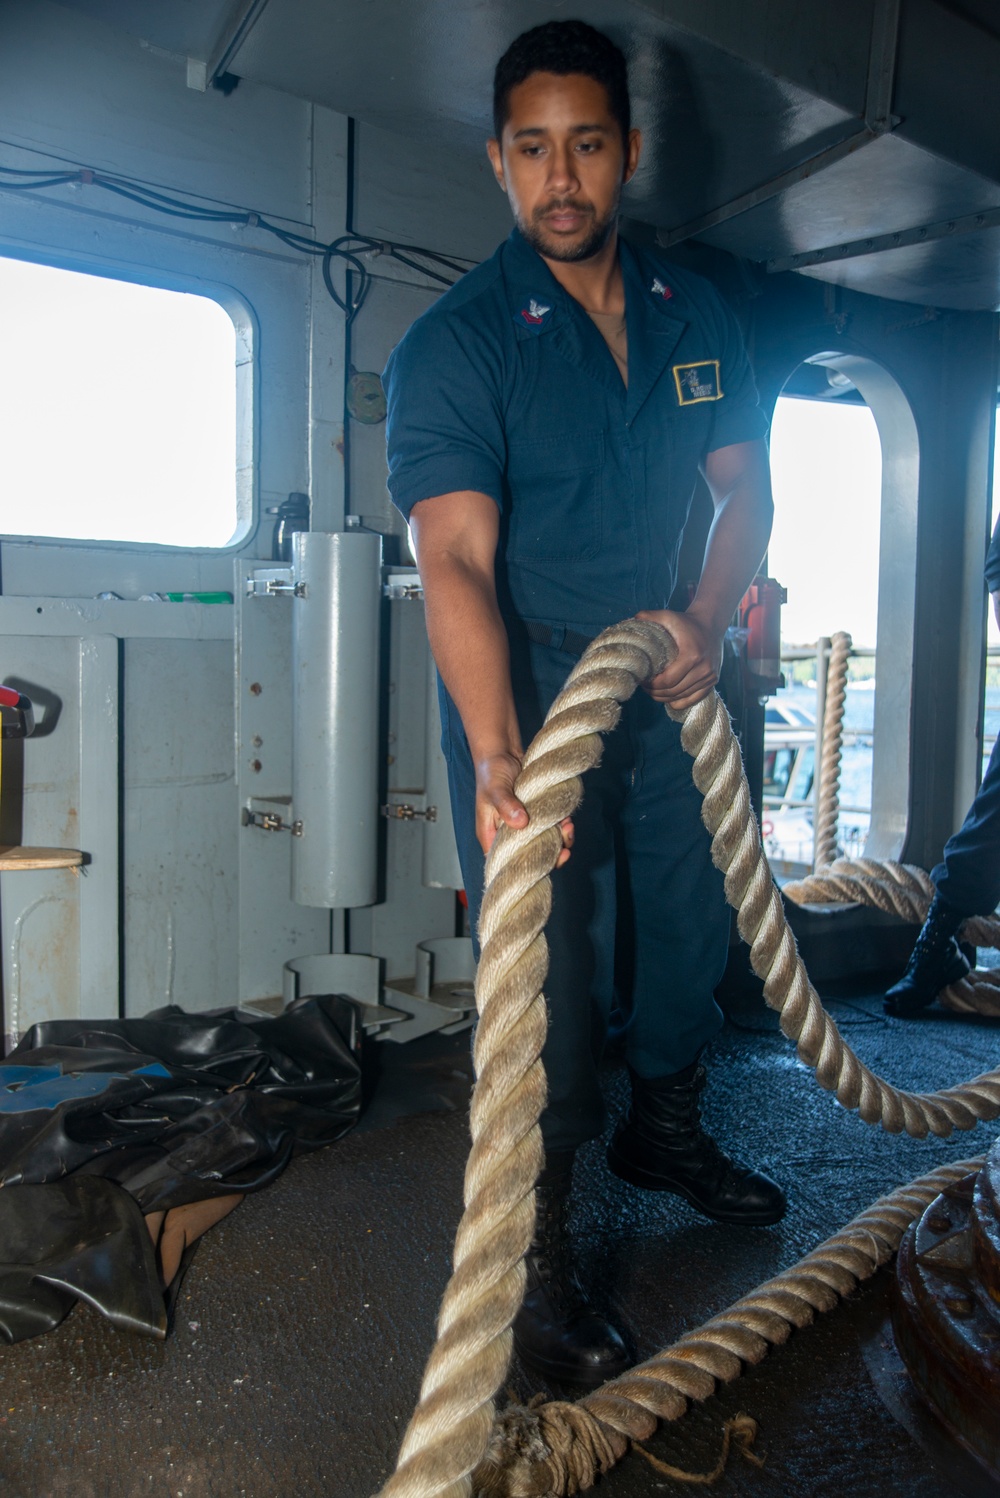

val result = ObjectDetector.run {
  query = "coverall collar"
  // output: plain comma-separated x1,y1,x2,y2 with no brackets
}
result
502,227,688,424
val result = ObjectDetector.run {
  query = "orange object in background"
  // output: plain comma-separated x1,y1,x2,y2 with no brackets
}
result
740,576,787,694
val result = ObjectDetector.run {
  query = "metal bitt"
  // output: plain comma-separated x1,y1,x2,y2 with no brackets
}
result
891,1137,1000,1484
291,529,382,908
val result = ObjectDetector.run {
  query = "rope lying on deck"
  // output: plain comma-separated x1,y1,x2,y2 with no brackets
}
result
472,1154,982,1496
784,857,1000,1017
376,617,1000,1498
790,629,1000,1016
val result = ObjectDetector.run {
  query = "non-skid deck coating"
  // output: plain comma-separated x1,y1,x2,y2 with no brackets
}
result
2,985,998,1498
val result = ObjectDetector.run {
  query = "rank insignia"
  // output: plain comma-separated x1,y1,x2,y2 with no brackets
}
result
515,298,553,332
673,359,723,404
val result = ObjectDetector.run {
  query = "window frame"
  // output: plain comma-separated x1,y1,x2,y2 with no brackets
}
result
0,246,257,555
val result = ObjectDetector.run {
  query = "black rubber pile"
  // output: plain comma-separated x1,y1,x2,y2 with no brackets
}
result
0,997,362,1343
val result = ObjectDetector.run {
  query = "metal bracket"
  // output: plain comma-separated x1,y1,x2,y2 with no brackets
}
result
381,803,437,822
383,579,424,601
284,953,406,1037
245,567,308,599
382,566,424,601
242,807,303,836
381,938,477,1043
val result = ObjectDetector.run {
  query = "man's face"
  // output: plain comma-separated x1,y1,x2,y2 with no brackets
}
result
487,72,641,264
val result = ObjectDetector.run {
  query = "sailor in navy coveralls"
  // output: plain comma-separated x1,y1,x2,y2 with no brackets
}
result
384,20,785,1385
885,517,1000,1014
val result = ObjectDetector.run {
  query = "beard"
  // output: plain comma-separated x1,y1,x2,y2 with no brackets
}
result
517,193,620,263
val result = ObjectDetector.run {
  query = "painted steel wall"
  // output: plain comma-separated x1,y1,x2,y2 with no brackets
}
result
0,1,485,1032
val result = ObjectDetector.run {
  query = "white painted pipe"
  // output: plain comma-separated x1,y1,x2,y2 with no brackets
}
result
291,529,382,908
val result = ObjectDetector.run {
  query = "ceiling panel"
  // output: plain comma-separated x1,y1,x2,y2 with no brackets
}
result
228,0,855,256
41,0,1000,309
53,0,233,59
795,224,1000,311
699,133,1000,266
229,0,850,169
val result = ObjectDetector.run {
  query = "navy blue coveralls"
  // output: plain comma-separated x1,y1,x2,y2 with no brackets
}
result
384,228,768,1153
931,520,1000,914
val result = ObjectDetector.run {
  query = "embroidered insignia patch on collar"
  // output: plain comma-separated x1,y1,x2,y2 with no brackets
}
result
520,295,550,325
673,359,723,404
651,277,673,300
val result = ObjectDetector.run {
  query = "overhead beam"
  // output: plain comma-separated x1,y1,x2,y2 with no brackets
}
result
657,0,901,248
657,126,884,248
766,204,1000,273
865,0,902,130
186,0,272,91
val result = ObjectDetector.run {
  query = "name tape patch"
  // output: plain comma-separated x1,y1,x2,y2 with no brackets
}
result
673,359,723,405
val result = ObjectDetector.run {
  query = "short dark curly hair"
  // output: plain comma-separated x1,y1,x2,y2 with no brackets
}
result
492,20,630,143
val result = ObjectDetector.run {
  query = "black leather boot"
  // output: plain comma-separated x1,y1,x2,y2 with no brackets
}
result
608,1065,786,1225
512,1149,631,1387
884,893,970,1016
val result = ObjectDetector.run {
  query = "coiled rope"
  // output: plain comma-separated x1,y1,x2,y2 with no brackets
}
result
813,631,852,872
377,618,1000,1498
784,858,1000,1017
790,630,1000,1017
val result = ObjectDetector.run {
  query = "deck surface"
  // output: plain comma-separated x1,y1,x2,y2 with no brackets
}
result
2,981,998,1498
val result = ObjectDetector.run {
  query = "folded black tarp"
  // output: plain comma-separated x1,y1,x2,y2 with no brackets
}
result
0,996,362,1344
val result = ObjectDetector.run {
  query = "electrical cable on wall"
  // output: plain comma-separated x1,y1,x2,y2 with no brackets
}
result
0,162,468,322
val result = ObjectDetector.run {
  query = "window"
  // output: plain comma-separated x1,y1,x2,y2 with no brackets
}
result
763,747,794,799
0,255,246,548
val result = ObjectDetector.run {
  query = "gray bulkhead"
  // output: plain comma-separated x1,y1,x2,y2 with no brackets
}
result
0,1,510,1039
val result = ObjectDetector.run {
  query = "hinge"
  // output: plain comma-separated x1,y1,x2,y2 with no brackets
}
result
242,808,303,835
381,803,437,822
245,566,307,599
382,569,424,601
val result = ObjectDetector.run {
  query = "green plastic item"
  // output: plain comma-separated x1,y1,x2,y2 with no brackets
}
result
164,591,233,604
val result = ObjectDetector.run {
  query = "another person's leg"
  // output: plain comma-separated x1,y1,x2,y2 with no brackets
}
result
885,736,1000,1015
606,694,786,1224
932,732,1000,912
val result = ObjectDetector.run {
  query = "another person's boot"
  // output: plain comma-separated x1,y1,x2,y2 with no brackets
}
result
512,1149,631,1387
883,893,970,1016
607,1064,786,1225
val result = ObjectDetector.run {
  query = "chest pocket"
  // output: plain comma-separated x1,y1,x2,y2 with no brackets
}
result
504,431,604,563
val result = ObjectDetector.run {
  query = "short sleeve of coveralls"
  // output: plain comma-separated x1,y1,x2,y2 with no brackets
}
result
384,314,506,524
702,292,769,454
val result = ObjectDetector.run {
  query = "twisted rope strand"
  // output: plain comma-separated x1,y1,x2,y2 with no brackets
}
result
813,631,852,871
473,1156,982,1495
671,690,1000,1133
784,856,1000,1015
379,619,1000,1497
377,622,671,1498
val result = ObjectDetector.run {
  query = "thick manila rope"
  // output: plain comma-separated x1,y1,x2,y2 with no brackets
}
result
377,617,1000,1498
813,631,853,872
377,620,674,1498
786,642,1000,1017
784,857,1000,1017
473,1154,983,1495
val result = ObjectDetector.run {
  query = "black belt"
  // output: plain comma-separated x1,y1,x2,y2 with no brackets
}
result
523,620,597,658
